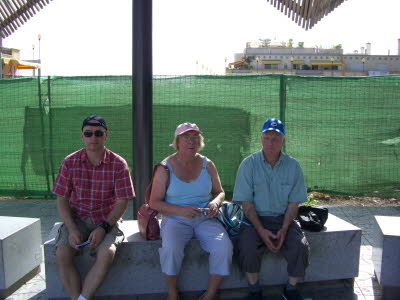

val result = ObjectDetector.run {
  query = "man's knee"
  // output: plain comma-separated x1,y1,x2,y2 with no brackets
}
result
287,235,309,256
56,245,76,266
96,245,116,265
238,234,259,257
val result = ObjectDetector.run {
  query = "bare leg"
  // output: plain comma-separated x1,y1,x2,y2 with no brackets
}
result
200,274,224,300
80,245,116,299
246,272,259,285
164,273,179,300
56,246,81,300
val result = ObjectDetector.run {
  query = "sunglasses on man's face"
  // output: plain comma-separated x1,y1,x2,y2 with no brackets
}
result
83,130,106,138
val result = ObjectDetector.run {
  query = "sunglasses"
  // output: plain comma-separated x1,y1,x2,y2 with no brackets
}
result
83,130,106,138
181,135,199,141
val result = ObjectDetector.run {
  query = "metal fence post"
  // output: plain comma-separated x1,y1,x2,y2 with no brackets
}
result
279,74,287,151
133,0,153,218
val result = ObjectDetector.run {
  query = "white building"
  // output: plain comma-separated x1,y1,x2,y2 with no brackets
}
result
227,41,400,76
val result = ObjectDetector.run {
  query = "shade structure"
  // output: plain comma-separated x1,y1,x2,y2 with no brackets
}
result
0,0,54,38
266,0,347,30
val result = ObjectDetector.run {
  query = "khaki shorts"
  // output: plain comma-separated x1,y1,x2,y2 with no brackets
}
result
55,217,125,256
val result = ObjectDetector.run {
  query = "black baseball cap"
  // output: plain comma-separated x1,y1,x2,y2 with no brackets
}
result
81,115,108,131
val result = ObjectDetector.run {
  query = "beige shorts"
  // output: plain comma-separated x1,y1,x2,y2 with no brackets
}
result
55,217,125,256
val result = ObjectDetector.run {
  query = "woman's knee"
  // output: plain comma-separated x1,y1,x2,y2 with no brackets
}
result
213,238,233,257
159,242,185,261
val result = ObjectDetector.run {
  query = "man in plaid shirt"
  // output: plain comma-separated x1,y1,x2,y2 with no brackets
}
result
52,115,135,300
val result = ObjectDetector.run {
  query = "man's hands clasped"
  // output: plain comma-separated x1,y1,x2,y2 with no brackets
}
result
258,227,287,253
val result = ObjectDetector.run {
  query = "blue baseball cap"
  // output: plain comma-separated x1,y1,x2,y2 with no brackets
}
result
82,115,108,131
261,118,285,135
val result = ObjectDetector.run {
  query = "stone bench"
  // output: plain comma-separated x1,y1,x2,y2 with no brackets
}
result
44,214,361,299
372,216,400,299
0,216,42,299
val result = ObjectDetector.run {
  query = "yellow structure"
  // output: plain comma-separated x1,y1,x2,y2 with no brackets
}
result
1,47,40,78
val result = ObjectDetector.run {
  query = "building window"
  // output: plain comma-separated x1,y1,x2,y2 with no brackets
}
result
332,66,338,70
312,65,319,70
264,64,278,70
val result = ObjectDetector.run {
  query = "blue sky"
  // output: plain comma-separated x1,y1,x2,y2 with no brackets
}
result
3,0,400,76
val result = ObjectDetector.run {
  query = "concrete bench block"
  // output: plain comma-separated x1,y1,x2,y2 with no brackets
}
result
45,214,361,299
0,216,42,298
372,216,400,298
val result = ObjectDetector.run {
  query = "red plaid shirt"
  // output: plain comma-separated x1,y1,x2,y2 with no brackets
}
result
53,148,135,224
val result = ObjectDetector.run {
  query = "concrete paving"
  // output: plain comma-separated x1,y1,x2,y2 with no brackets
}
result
0,199,399,300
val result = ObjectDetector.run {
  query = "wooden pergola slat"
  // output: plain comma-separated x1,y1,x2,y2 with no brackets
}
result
0,0,53,38
266,0,347,30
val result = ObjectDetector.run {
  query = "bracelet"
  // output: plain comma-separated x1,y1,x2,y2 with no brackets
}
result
98,221,112,234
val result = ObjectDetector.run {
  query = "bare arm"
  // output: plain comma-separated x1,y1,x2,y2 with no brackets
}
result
275,202,299,250
57,196,82,248
205,160,225,217
88,198,129,248
149,165,201,218
105,198,129,226
242,201,279,252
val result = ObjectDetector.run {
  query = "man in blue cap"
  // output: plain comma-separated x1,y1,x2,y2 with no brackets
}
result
233,118,309,300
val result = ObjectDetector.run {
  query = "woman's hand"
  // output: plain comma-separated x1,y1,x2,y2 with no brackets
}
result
206,201,220,218
180,206,202,219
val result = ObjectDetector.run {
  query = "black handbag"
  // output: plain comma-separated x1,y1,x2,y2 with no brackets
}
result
297,205,328,232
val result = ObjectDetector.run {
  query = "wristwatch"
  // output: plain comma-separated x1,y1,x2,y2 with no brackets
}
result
98,221,112,234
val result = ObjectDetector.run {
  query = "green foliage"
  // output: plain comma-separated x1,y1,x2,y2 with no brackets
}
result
244,56,255,64
297,42,304,48
304,193,319,205
332,44,342,49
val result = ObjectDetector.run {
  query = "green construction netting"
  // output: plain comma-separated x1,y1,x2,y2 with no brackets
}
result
0,74,399,198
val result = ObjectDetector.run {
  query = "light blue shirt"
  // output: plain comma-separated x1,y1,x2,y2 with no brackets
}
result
233,150,307,216
165,157,212,208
